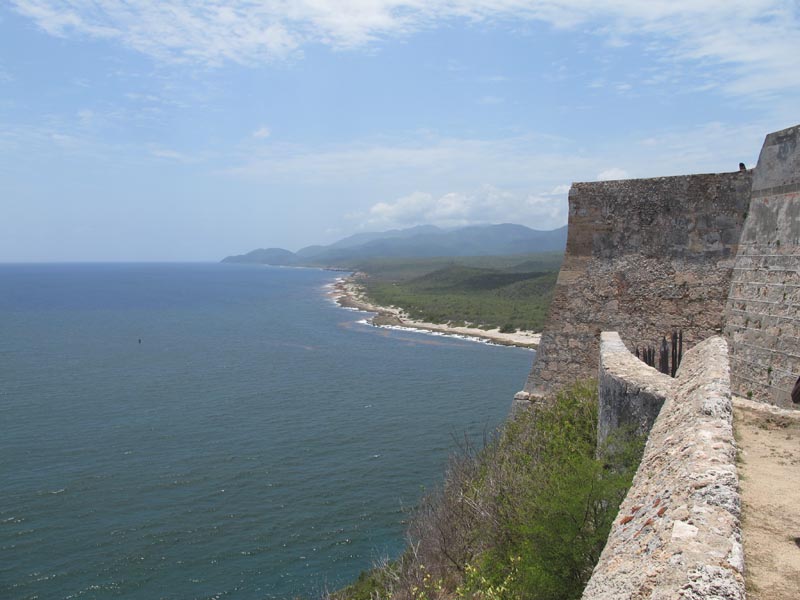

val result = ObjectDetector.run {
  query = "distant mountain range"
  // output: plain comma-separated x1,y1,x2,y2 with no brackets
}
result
222,223,567,266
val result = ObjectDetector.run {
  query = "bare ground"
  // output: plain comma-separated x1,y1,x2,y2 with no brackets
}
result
733,397,800,599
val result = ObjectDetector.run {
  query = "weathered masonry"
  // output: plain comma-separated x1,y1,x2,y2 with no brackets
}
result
520,170,751,401
583,337,744,599
596,331,672,451
725,124,800,408
519,123,800,411
515,124,799,599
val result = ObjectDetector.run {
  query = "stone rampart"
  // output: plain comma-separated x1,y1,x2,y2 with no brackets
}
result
725,124,800,408
582,336,744,599
523,170,751,399
597,332,673,451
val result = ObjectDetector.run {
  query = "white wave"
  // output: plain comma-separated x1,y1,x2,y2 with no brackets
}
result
372,323,534,350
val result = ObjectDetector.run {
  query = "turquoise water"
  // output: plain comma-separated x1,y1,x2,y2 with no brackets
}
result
0,263,534,599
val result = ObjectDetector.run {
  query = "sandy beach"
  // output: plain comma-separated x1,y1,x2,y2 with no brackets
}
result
328,274,541,349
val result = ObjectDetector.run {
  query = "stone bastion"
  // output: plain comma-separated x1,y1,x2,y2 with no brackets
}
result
513,123,799,597
517,122,799,410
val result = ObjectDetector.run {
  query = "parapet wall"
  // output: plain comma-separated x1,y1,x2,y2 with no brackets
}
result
582,336,744,599
524,171,752,398
725,124,800,407
597,332,673,450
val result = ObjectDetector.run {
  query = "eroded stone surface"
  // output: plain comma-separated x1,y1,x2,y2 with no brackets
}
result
598,332,673,450
582,337,744,600
725,123,800,408
524,171,751,399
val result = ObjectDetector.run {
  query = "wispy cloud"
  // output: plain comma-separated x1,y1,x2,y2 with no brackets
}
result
224,115,777,189
12,1,800,97
223,117,772,230
148,146,197,163
354,185,569,230
596,167,630,181
224,134,588,188
252,126,271,139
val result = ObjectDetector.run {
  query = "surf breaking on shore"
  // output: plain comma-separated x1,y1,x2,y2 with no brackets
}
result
326,274,540,350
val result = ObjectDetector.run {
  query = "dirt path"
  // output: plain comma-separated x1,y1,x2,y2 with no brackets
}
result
733,397,800,599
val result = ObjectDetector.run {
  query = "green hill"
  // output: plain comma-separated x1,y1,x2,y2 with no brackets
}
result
221,223,566,266
361,256,561,331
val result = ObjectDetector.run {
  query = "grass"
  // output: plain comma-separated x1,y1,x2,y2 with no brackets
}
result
353,252,563,331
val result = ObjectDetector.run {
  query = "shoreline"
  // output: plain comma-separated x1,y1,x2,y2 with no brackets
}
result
327,274,540,350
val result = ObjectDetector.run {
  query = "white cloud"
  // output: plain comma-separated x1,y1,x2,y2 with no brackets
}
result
224,134,591,188
11,1,800,97
252,126,271,139
549,184,571,195
596,167,630,181
77,109,94,125
224,116,777,194
149,146,195,163
478,75,508,83
355,185,568,230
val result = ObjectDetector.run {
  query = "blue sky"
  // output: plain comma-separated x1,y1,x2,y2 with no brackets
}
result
1,1,798,261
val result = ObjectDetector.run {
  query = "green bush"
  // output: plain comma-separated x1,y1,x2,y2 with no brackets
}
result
468,382,640,600
334,381,644,600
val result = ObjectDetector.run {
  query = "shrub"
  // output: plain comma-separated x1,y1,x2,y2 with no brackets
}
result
335,381,643,600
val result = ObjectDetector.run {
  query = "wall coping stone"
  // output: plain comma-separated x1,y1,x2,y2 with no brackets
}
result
597,332,674,450
583,336,744,599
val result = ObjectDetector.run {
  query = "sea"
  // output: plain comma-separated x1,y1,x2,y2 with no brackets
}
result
0,263,535,599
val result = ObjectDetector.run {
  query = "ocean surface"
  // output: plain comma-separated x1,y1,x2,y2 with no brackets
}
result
0,263,534,599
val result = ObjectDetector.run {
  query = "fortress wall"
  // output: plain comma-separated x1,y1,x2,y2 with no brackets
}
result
523,171,752,398
597,332,673,451
725,124,800,408
582,337,744,600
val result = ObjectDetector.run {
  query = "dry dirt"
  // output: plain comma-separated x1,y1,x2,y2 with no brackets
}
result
733,397,800,599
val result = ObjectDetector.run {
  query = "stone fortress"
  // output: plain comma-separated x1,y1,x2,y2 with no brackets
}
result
515,123,799,598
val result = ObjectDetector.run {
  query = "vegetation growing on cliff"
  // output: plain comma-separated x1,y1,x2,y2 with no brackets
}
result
357,253,563,332
331,381,643,600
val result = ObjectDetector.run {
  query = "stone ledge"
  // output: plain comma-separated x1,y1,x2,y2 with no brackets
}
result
583,337,744,599
597,332,673,450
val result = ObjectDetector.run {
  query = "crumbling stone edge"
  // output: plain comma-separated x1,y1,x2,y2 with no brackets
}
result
582,336,744,599
597,331,673,451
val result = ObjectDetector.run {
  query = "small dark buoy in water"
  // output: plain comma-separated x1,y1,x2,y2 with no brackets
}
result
138,338,142,344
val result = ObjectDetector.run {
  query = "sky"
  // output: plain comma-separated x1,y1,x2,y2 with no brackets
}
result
1,1,799,262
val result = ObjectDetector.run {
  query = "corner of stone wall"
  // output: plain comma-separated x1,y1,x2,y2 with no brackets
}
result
597,332,673,451
523,170,750,400
582,336,744,600
724,122,800,408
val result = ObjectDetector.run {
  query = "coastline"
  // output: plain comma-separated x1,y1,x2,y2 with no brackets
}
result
328,274,540,350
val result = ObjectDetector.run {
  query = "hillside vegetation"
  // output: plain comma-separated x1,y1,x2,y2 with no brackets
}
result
331,381,643,600
357,253,563,332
